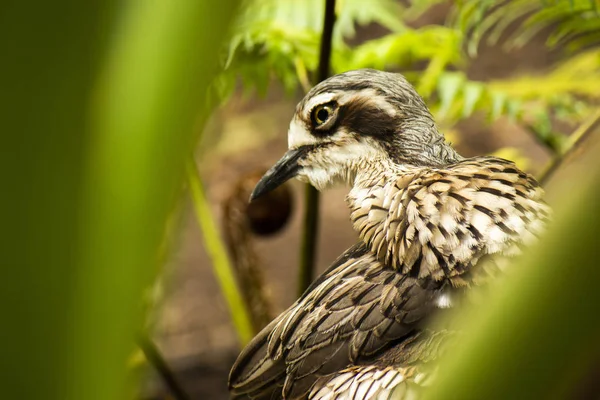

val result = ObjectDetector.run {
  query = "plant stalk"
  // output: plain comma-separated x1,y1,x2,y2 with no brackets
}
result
187,160,254,345
539,108,600,185
137,334,191,400
298,0,337,297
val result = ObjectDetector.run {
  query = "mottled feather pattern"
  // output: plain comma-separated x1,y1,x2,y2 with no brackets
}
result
230,159,548,399
348,157,550,285
229,244,446,399
309,366,419,400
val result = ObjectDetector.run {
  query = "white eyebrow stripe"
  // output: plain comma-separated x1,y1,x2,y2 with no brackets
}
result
304,92,336,116
307,89,396,117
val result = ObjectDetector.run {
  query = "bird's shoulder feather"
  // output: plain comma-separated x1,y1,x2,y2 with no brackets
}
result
349,156,550,283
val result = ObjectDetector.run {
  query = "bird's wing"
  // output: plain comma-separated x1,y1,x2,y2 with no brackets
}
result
351,157,551,283
229,243,445,400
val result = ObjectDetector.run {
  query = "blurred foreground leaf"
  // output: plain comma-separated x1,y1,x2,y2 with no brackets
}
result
1,0,108,397
1,0,238,399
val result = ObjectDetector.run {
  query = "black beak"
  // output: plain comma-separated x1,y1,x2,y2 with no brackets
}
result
250,146,311,202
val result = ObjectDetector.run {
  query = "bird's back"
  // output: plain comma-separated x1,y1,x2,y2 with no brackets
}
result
348,156,550,286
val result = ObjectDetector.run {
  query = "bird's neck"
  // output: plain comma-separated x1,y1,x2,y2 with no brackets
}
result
346,160,427,272
345,139,462,262
346,159,421,243
349,158,420,192
389,116,462,167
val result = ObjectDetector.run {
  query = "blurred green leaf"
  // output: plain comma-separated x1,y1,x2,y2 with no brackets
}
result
74,1,239,399
1,1,111,398
461,82,484,117
490,91,507,120
509,99,524,121
454,0,600,52
2,0,239,398
437,72,465,117
336,26,461,73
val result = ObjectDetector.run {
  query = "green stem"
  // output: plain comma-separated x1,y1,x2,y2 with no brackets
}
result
298,0,337,297
137,334,191,400
539,108,600,184
186,160,254,345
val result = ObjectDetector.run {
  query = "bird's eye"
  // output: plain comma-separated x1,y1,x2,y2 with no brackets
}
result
311,104,334,127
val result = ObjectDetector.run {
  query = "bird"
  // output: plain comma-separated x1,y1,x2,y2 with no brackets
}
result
228,69,550,400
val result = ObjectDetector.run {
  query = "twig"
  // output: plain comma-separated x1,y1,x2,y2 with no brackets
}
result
186,160,255,345
316,0,336,83
539,108,600,185
137,334,191,400
298,0,337,296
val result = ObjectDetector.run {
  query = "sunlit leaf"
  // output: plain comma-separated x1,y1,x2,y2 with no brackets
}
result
491,91,507,120
456,0,600,51
437,72,465,117
461,82,484,117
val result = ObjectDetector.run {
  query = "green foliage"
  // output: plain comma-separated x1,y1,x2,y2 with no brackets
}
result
447,0,600,149
217,0,410,98
454,0,600,54
216,0,600,156
1,1,239,399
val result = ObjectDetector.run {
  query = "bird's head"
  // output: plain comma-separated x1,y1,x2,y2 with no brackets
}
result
250,69,458,201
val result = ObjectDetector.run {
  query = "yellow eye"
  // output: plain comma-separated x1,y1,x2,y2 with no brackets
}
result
311,104,334,126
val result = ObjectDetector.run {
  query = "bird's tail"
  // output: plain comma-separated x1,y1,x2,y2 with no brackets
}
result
228,318,286,399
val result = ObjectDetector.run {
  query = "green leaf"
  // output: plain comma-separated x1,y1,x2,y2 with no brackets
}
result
491,91,507,120
506,99,523,122
454,0,600,51
461,82,484,118
437,73,465,117
187,162,254,345
1,1,240,400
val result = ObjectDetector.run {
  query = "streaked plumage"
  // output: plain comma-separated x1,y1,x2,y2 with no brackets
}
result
229,69,550,399
347,156,548,286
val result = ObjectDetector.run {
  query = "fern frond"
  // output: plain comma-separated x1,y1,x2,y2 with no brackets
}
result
334,26,462,73
454,0,600,54
215,0,414,101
